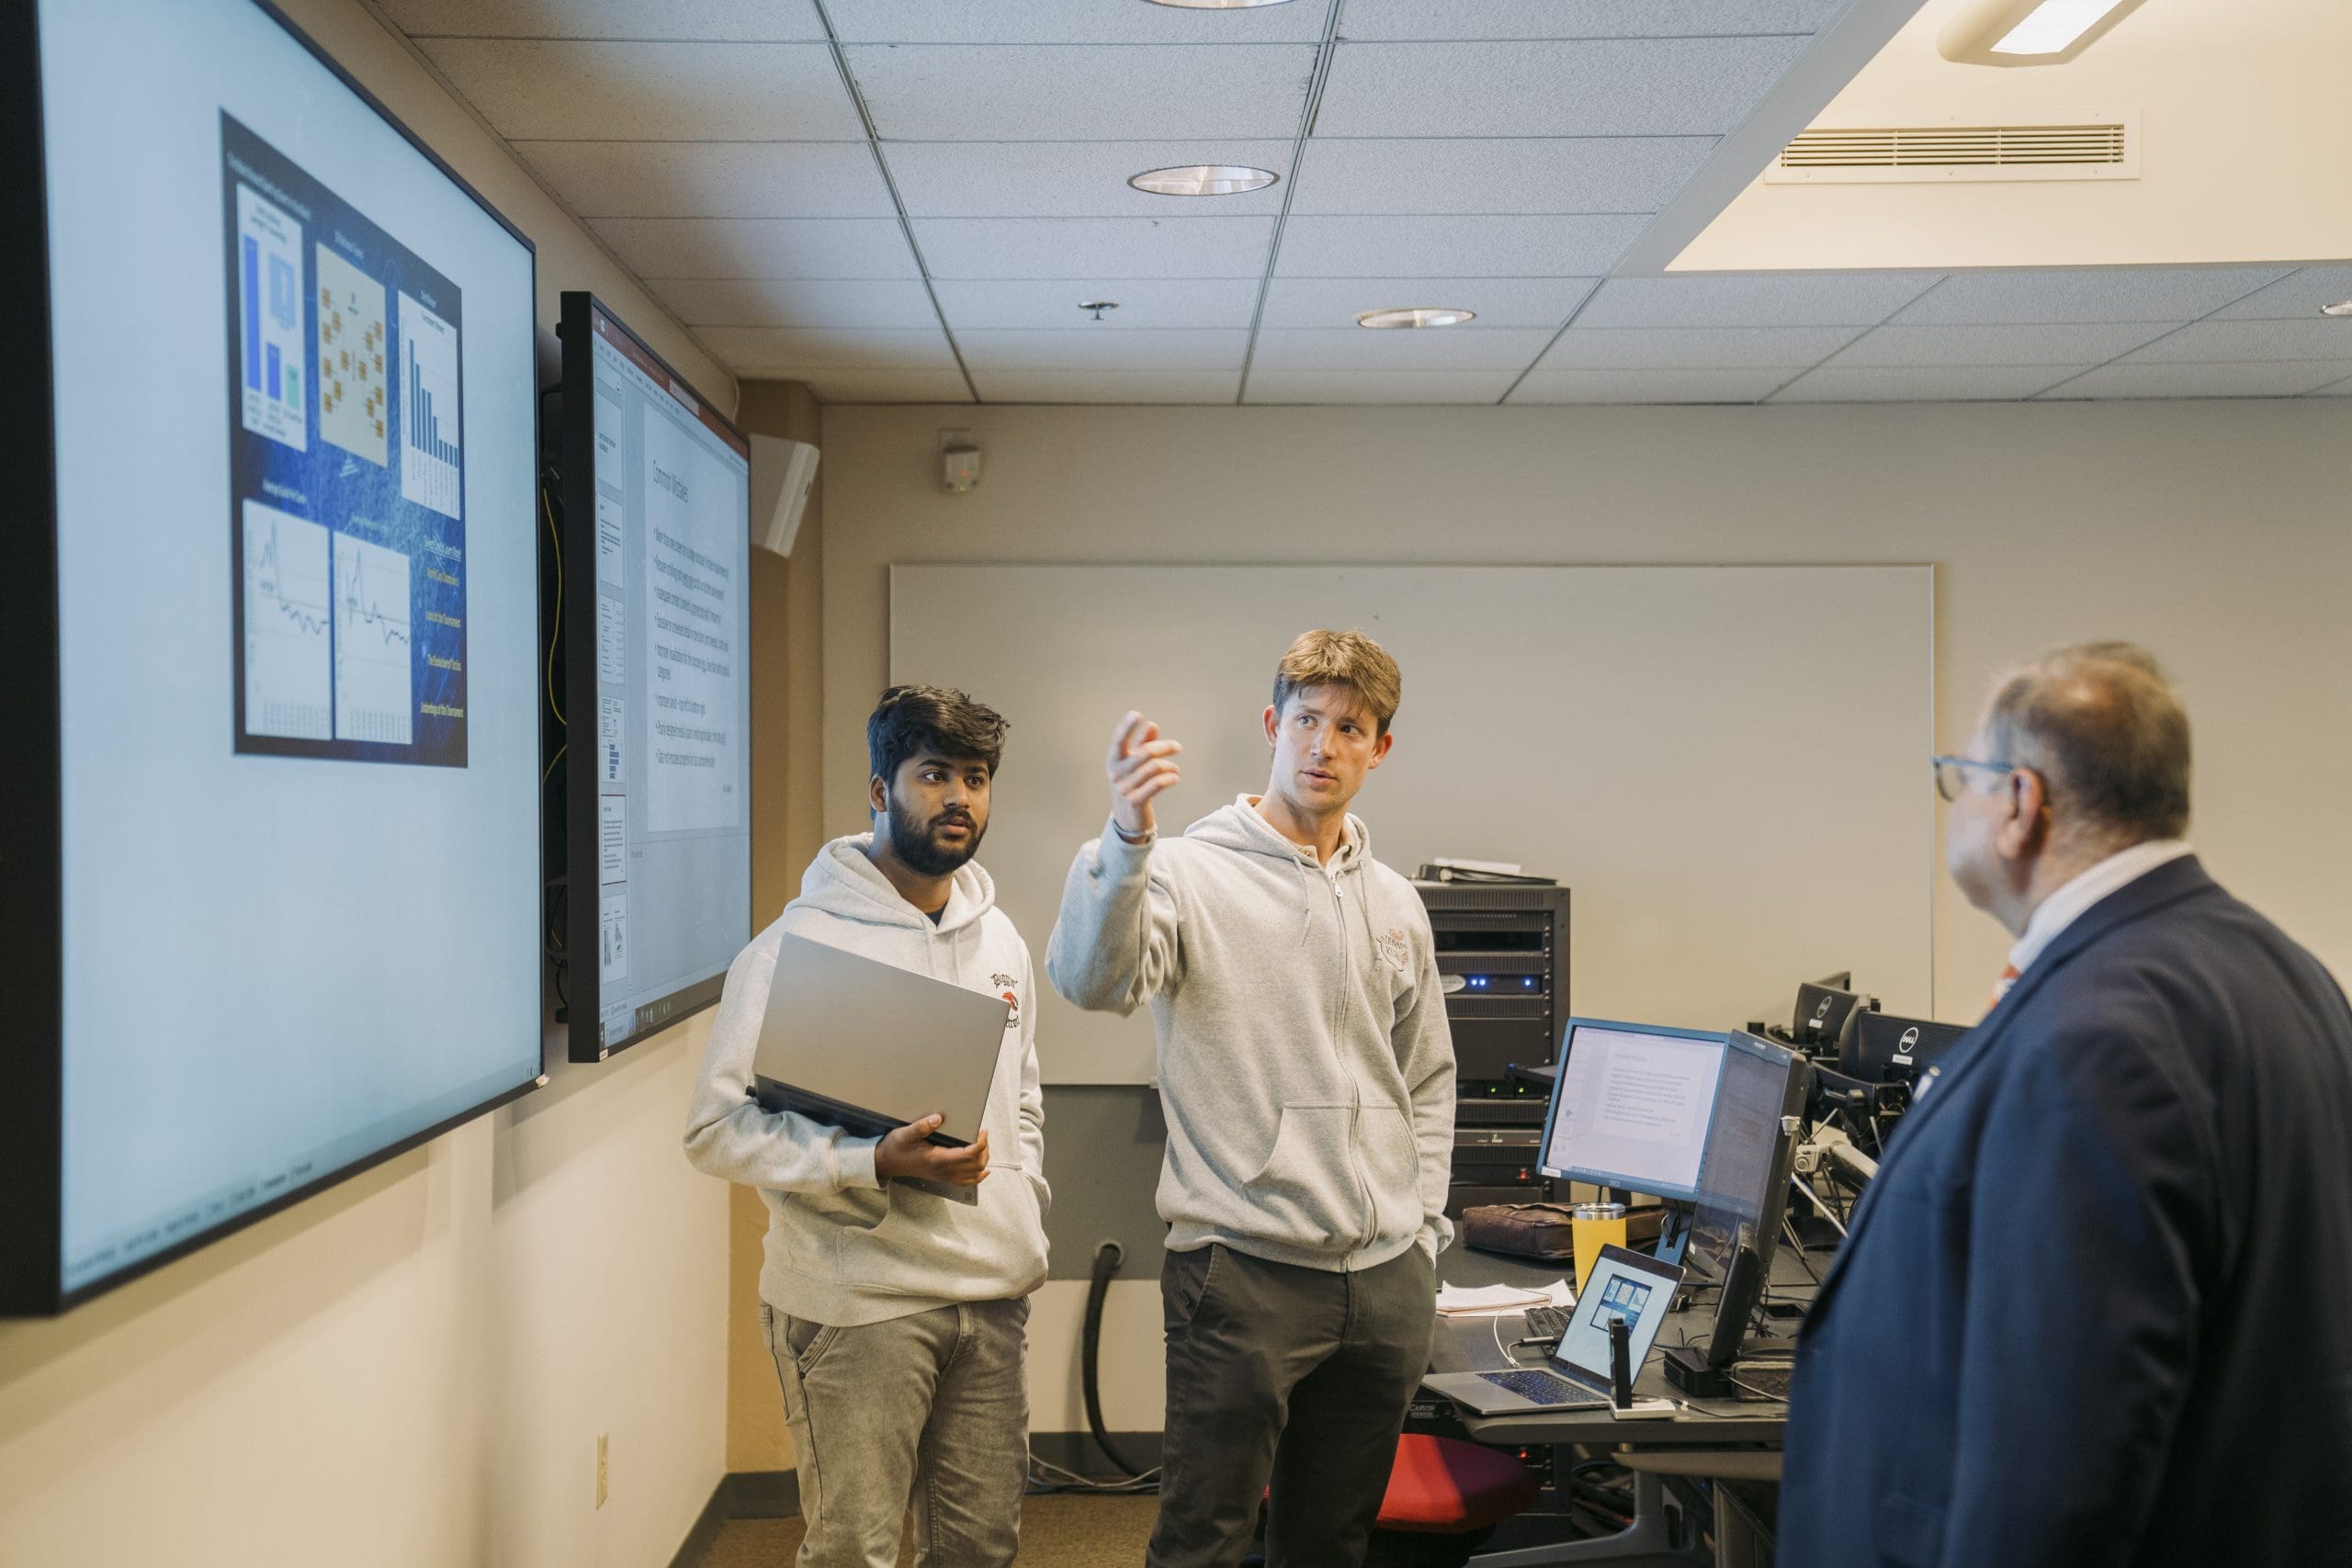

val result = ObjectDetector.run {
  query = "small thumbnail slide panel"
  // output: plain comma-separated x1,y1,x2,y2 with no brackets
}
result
222,113,469,766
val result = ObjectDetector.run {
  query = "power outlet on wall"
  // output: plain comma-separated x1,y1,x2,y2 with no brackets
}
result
596,1432,609,1509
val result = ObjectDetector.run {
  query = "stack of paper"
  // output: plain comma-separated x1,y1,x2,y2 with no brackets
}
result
1434,1280,1575,1317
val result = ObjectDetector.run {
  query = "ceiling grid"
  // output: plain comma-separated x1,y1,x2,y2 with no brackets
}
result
380,0,2352,406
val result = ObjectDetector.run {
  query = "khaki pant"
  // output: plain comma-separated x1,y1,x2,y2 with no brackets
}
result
763,1297,1031,1568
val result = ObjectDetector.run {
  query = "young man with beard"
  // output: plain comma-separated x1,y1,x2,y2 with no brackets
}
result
685,685,1049,1568
1046,629,1456,1568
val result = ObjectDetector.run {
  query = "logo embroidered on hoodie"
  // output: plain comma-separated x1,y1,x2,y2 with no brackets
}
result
1377,928,1410,972
991,973,1020,1026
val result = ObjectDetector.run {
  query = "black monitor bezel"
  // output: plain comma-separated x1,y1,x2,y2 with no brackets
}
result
0,0,542,1316
554,290,753,1065
1792,981,1868,1046
1682,1029,1810,1295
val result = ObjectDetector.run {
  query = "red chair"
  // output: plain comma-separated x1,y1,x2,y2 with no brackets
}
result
1365,1434,1542,1566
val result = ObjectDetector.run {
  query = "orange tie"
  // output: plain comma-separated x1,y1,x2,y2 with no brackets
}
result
1986,962,2021,1013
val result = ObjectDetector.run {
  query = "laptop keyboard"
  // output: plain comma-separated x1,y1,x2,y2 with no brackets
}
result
1522,1305,1570,1342
1478,1370,1605,1407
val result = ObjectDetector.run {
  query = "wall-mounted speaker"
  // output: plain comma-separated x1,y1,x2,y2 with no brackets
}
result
749,434,819,557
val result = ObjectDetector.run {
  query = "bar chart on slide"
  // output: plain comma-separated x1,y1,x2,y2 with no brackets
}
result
241,501,333,739
235,185,306,451
334,534,414,746
398,291,462,520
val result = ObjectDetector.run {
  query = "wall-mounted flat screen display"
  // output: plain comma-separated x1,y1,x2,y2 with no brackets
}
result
556,293,752,1062
1,0,543,1313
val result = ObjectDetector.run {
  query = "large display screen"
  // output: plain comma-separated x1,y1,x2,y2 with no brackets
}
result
559,294,752,1061
1,0,542,1313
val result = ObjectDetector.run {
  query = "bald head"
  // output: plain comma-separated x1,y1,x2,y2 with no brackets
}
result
1980,641,2192,855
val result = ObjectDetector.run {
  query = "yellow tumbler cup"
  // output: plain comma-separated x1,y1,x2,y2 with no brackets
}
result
1570,1201,1629,1297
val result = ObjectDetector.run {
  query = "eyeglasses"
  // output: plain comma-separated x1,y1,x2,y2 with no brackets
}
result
1930,754,2018,804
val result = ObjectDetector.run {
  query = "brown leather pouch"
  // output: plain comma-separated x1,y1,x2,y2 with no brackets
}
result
1460,1202,1579,1260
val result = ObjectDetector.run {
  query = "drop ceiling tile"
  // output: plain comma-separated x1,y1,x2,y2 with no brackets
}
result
2206,265,2352,321
827,0,1333,44
589,218,921,279
1333,1,1845,40
1541,325,1859,370
2038,362,2352,400
2310,374,2352,395
1769,365,2087,403
799,368,976,404
933,279,1261,332
912,218,1275,279
1314,38,1811,138
514,141,891,220
2114,318,2352,364
953,330,1250,371
973,370,1243,404
1574,273,1939,329
1250,328,1558,371
1287,138,1716,216
1260,276,1595,329
1890,267,2292,327
1244,370,1519,404
382,0,827,38
644,277,940,330
413,40,861,141
1510,367,1798,402
883,141,1294,219
694,327,961,371
1829,322,2172,367
1276,216,1645,277
842,44,1317,141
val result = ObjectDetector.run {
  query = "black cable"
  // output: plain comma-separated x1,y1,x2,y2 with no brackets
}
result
1082,1241,1147,1478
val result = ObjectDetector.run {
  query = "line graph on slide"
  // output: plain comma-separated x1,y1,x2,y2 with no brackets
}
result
334,535,413,746
242,501,333,740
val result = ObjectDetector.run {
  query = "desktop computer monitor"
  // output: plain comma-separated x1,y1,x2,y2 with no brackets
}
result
1539,1018,1729,1203
1791,981,1871,1048
1839,1010,1971,1086
1683,1030,1810,1299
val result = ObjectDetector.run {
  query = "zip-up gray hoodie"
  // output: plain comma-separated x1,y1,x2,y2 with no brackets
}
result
1047,796,1455,1272
683,836,1049,1326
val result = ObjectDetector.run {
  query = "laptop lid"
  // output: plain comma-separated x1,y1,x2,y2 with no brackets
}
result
751,931,1011,1146
1547,1244,1684,1395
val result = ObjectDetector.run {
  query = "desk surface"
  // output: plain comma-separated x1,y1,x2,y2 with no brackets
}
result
1430,1243,1820,1447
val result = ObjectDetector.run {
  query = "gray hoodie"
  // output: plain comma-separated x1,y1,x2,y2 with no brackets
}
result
682,836,1049,1326
1047,797,1455,1272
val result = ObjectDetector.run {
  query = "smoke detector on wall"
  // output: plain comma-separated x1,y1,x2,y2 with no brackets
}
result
940,428,979,495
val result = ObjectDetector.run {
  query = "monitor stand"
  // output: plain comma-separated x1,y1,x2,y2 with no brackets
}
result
1650,1200,1691,1267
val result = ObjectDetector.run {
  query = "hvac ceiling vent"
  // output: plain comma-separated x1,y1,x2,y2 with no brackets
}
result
1768,111,2137,184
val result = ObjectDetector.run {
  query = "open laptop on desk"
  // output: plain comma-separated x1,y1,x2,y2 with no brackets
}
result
1424,1245,1684,1414
750,932,1011,1205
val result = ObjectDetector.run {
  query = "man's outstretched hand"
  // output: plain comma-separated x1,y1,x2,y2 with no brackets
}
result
876,1116,989,1185
1107,710,1183,839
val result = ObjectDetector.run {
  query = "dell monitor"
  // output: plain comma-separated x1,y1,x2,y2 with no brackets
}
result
1791,981,1871,1048
5,0,543,1313
1541,1018,1729,1203
555,292,753,1062
1840,1010,1971,1086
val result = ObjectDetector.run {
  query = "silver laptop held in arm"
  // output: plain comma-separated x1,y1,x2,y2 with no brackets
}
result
750,932,1013,1203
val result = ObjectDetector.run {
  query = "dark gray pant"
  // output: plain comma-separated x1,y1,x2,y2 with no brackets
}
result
1149,1243,1437,1568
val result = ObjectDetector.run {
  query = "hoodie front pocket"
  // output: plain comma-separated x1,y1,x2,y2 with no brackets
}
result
1247,1106,1359,1247
1357,1103,1420,1242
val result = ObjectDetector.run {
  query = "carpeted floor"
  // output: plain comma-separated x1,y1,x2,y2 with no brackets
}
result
698,1494,1159,1567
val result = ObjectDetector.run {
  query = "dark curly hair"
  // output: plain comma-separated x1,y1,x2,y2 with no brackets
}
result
866,684,1010,784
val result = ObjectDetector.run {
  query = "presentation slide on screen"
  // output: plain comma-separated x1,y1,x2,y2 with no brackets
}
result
224,114,469,766
586,306,752,1052
1549,1027,1725,1195
40,0,539,1298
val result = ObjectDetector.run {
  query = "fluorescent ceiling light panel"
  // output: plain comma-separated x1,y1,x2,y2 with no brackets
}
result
1939,0,2148,66
1130,164,1280,197
1356,308,1476,328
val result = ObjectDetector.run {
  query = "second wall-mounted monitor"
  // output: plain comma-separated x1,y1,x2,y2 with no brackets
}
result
557,293,752,1061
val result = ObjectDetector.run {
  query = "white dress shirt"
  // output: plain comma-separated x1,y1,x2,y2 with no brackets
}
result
2007,838,2195,979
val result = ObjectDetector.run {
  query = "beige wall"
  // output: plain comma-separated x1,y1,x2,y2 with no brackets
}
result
1,2,740,1562
820,400,2352,1020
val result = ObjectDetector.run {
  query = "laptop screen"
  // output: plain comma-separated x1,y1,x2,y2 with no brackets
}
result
1551,1244,1682,1389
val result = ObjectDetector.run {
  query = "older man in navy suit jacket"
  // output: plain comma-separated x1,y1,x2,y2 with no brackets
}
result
1780,642,2352,1568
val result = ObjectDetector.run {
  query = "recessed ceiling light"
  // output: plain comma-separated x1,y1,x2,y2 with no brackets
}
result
1145,0,1296,8
1938,0,2149,66
1129,164,1278,197
2321,299,2352,319
1355,308,1476,330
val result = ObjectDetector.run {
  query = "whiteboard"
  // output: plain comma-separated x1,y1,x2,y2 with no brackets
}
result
892,565,1934,1085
